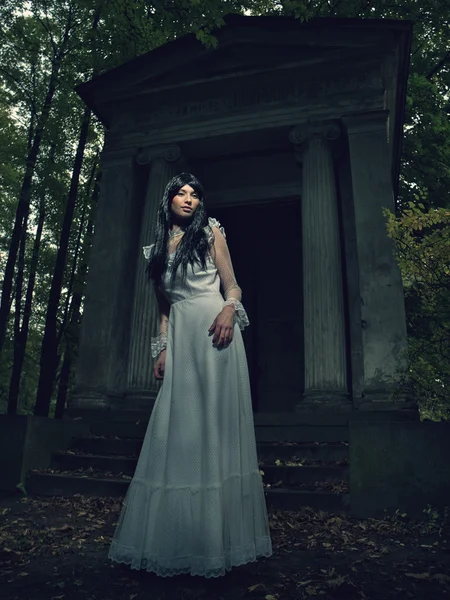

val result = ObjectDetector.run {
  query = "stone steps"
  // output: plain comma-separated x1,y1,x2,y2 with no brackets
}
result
66,408,419,426
27,410,421,510
66,409,354,426
27,472,131,497
262,464,348,485
258,441,349,464
50,451,348,483
71,436,349,463
72,436,143,457
27,456,349,513
89,420,349,443
256,426,348,443
26,413,350,512
267,488,349,512
52,452,137,475
27,471,348,511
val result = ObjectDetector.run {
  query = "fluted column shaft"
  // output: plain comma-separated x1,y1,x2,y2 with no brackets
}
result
290,123,349,405
126,145,181,399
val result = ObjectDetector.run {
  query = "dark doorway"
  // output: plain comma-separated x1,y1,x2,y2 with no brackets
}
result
213,199,304,412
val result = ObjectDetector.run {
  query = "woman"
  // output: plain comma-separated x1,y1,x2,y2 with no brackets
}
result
108,173,272,578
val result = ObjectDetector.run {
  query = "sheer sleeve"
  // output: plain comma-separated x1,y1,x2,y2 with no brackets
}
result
151,285,170,358
208,219,250,330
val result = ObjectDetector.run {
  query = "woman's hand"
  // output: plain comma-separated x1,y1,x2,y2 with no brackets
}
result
208,306,234,349
154,349,166,380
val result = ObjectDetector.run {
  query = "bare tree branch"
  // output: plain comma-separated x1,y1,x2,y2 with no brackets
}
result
0,66,37,115
33,12,57,57
426,51,450,81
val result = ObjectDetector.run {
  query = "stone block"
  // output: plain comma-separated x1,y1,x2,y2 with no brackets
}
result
0,415,90,493
349,420,450,517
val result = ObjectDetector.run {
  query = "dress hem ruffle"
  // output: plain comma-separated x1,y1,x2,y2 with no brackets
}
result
108,537,273,578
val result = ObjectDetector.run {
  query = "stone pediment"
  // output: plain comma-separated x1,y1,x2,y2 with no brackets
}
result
129,42,369,97
77,15,411,119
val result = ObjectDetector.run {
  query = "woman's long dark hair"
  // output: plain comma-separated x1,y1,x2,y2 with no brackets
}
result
146,173,210,286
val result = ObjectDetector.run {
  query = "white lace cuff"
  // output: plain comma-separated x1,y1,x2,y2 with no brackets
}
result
143,245,154,260
224,298,250,330
151,334,167,358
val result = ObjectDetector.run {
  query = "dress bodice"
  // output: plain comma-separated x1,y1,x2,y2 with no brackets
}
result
143,217,249,334
161,253,221,305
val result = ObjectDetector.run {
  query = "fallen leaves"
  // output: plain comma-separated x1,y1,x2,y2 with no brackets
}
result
405,572,450,584
266,505,450,598
0,495,119,574
0,547,22,562
263,480,349,493
32,466,132,480
248,583,263,592
0,496,449,599
56,524,73,533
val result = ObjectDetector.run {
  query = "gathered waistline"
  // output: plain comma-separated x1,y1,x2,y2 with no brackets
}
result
171,292,223,306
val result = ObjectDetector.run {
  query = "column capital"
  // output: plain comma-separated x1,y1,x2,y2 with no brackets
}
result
289,120,341,147
136,144,181,166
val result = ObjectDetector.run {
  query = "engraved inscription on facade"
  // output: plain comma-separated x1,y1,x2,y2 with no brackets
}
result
135,69,382,130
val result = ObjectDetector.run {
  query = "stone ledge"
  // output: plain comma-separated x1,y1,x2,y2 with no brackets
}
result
0,415,90,493
349,420,450,517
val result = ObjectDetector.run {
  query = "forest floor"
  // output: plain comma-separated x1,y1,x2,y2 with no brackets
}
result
0,493,449,600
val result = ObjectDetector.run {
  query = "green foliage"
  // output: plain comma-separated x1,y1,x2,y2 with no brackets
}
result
0,92,26,253
401,73,450,211
385,204,450,419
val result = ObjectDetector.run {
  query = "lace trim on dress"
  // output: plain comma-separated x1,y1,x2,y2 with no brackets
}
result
143,244,154,260
151,333,167,358
108,537,272,578
107,469,272,577
145,219,223,258
206,217,226,243
224,298,250,330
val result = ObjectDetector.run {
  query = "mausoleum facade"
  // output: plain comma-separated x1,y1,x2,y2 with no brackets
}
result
72,15,414,415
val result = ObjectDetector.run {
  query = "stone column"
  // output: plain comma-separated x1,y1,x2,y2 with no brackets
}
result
70,149,140,411
342,111,411,409
290,122,350,408
125,145,181,406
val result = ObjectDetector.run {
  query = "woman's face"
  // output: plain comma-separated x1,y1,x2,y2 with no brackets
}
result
170,184,200,223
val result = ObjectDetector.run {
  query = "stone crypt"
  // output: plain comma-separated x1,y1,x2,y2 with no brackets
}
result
72,15,414,417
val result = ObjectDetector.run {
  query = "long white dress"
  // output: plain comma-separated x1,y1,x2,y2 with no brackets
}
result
108,218,272,578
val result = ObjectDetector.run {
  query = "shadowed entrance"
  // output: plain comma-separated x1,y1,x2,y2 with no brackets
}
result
214,200,303,412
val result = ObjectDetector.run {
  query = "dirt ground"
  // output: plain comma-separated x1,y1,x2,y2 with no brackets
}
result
0,493,449,600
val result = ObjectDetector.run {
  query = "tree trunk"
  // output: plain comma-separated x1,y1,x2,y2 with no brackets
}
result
7,194,45,414
34,106,92,417
7,213,28,414
54,350,71,419
0,25,71,357
58,154,98,348
54,175,99,419
34,3,102,417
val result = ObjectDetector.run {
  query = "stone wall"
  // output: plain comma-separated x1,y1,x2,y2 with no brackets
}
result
0,415,89,492
350,420,450,517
